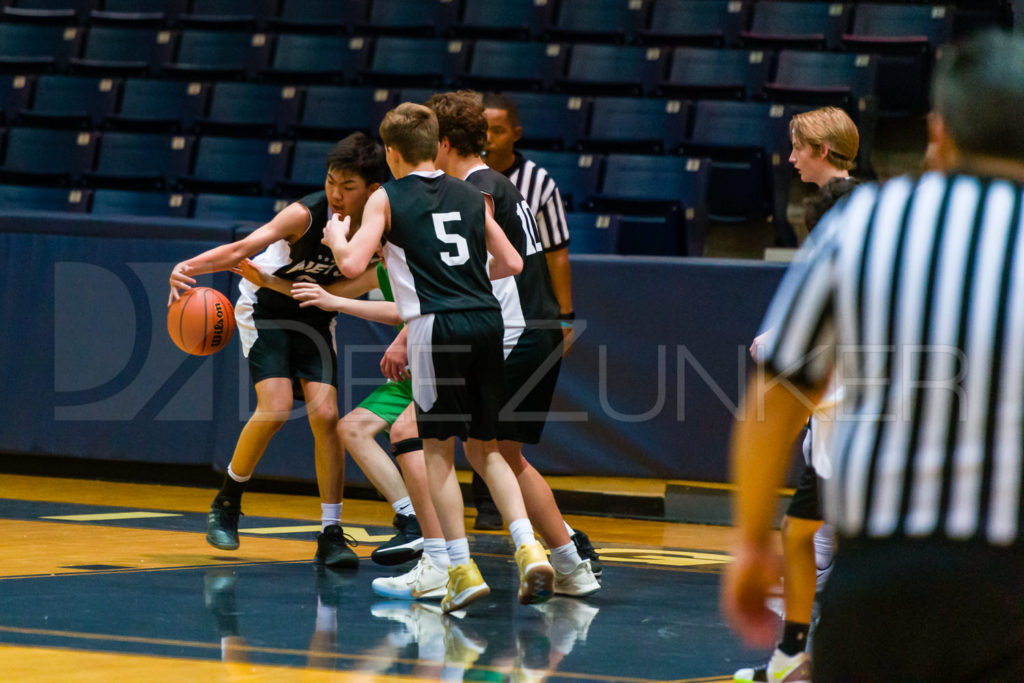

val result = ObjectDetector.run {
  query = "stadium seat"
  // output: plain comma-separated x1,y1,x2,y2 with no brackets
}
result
0,22,83,72
15,74,120,128
0,74,34,125
740,1,850,51
0,183,91,212
504,92,591,151
581,96,689,154
843,3,954,115
293,85,398,139
88,0,186,27
460,39,567,92
546,0,650,44
638,0,748,48
262,34,370,84
69,25,175,77
519,149,602,212
0,126,97,185
658,47,771,100
279,139,332,195
357,0,457,37
86,131,194,190
179,0,277,30
764,50,878,108
90,189,192,218
454,0,553,40
566,212,621,255
198,82,301,137
559,44,667,96
361,37,468,88
180,136,292,195
2,0,94,24
163,30,272,81
193,193,288,222
105,78,210,132
271,0,365,33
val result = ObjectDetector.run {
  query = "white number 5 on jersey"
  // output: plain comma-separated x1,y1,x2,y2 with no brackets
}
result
432,212,469,266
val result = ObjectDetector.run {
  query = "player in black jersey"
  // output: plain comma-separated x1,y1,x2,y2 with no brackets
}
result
426,91,600,598
168,133,386,567
322,102,556,613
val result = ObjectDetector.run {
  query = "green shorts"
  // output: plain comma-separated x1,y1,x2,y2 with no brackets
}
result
358,379,414,426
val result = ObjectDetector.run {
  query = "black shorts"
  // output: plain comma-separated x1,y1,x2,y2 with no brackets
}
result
786,460,822,521
498,326,562,444
407,309,505,441
814,538,1024,682
247,317,338,390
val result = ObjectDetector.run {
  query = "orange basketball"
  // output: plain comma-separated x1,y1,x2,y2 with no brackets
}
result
167,287,235,356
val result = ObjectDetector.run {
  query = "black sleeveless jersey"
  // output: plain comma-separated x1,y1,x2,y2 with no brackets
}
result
381,171,499,320
252,190,343,326
464,165,559,325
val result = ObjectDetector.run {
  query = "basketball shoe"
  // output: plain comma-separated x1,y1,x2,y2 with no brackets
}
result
372,554,447,600
515,540,555,605
371,513,424,566
553,559,601,597
314,524,359,568
206,496,242,550
441,560,490,613
733,649,811,683
570,530,602,578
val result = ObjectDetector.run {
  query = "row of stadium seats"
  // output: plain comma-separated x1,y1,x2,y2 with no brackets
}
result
0,0,1007,45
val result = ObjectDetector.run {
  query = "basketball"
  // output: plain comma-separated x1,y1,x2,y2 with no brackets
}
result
167,287,235,356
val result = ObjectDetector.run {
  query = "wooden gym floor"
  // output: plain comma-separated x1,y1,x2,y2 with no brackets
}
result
0,473,772,682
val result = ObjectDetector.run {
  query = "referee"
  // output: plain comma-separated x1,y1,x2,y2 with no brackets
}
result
723,30,1024,681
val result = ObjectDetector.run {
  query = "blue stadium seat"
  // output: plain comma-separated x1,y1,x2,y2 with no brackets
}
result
0,126,98,185
547,0,650,44
271,0,366,33
357,0,457,37
560,44,667,96
740,1,850,51
15,74,120,128
2,0,94,24
396,88,442,105
764,50,878,108
87,131,194,190
193,193,288,223
262,34,370,84
0,183,91,212
105,78,210,132
0,23,83,72
519,149,602,212
842,3,953,115
181,136,292,195
198,82,302,137
163,30,272,81
505,92,590,151
90,189,192,218
280,139,332,195
0,74,34,125
69,25,174,77
294,85,398,139
89,0,186,26
461,39,567,91
454,0,554,40
566,212,621,255
362,37,468,88
179,0,277,30
582,96,689,154
658,47,771,100
638,0,748,48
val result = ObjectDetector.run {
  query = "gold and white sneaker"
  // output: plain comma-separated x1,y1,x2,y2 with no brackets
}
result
371,554,447,600
553,559,601,597
441,559,490,613
515,540,555,605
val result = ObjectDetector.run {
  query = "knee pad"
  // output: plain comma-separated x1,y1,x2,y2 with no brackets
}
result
391,438,423,457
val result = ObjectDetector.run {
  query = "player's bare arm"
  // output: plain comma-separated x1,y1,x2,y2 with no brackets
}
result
380,326,409,381
483,206,523,280
292,282,401,326
324,188,388,279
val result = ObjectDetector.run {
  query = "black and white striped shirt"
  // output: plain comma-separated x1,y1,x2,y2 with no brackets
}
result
758,172,1024,546
504,152,570,251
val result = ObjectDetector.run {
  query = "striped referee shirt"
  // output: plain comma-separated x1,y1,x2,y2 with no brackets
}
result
758,172,1024,546
502,152,570,251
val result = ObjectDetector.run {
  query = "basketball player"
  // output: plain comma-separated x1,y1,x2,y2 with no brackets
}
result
426,90,600,598
167,132,387,567
321,102,556,613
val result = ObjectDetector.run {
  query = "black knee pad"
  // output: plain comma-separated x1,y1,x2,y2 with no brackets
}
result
391,438,423,457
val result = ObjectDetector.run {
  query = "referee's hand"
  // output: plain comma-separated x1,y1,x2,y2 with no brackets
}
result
721,539,781,648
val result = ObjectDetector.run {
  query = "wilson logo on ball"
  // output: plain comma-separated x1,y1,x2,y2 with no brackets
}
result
167,287,235,356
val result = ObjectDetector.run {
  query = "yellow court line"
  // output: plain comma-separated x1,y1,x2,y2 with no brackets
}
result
41,512,183,522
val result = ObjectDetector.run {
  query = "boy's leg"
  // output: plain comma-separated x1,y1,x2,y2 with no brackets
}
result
339,406,408,504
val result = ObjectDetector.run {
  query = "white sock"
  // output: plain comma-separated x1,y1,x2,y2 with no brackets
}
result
391,496,415,517
446,537,471,566
227,464,251,483
424,537,450,567
563,520,575,537
509,518,535,549
321,502,342,531
550,541,582,574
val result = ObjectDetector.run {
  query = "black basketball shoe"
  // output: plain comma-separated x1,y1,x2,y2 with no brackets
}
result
206,496,242,550
371,513,424,566
314,524,359,568
570,529,602,579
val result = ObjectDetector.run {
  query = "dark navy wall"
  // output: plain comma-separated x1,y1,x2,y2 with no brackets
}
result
0,212,785,484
